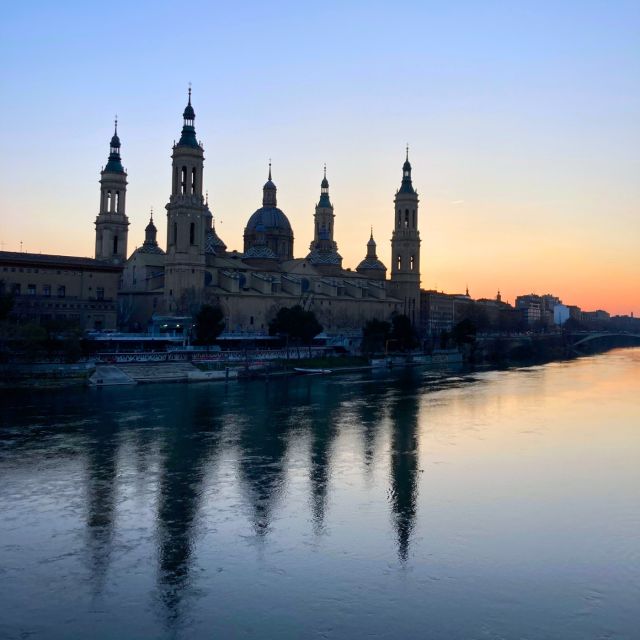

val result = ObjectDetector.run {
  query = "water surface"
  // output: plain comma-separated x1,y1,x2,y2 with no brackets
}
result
1,350,639,639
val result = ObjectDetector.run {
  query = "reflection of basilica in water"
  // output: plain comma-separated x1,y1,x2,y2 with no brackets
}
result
1,373,424,629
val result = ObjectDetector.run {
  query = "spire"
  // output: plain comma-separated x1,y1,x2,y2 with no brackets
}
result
318,164,331,207
399,145,415,194
104,117,124,174
367,228,377,256
356,229,386,276
178,84,199,148
262,161,277,207
144,207,158,247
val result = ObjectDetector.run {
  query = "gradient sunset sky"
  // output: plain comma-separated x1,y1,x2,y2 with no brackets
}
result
1,1,638,315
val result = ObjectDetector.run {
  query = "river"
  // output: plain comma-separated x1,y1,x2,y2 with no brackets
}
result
1,349,638,639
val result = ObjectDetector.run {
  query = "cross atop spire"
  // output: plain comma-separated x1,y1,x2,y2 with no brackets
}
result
406,143,409,161
268,159,272,181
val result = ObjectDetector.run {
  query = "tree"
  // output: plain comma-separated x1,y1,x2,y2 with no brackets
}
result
390,313,418,351
269,305,323,346
362,318,391,354
451,318,477,347
194,304,225,345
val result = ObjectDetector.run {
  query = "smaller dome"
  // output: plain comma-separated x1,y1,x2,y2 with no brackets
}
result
110,133,121,148
403,158,411,172
205,228,227,255
307,249,342,266
321,175,329,189
183,103,195,120
356,257,386,272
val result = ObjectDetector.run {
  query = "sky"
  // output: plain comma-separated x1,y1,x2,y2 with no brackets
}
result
0,1,638,315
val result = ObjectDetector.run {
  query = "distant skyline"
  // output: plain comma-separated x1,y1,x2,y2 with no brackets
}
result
1,1,638,315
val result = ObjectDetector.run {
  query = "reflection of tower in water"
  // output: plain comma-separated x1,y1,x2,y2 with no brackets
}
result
387,373,421,562
155,390,223,628
356,384,388,472
84,411,119,598
306,379,343,534
237,382,295,536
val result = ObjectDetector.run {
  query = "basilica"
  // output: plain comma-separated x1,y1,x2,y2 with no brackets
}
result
1,90,422,335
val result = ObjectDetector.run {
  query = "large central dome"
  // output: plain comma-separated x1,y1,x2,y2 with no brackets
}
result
243,166,294,261
245,206,292,234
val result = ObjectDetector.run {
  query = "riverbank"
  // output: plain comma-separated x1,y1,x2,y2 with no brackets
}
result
1,334,638,389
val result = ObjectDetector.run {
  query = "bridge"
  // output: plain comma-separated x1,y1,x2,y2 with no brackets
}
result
569,332,640,350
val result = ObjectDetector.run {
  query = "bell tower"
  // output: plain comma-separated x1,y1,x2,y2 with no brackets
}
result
390,146,421,325
95,118,129,264
164,87,208,312
306,165,342,272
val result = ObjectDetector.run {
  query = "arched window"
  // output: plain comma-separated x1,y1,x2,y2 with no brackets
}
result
174,167,178,192
404,209,409,228
412,209,416,228
106,191,112,211
115,191,120,212
191,167,197,195
410,255,415,270
397,210,401,225
113,235,119,255
397,255,402,270
190,222,195,245
181,167,187,195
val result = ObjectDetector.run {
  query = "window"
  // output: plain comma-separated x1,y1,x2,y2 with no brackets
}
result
106,191,112,211
404,209,409,228
410,255,415,270
27,284,36,296
412,209,416,227
397,255,402,270
191,167,197,195
181,166,187,194
173,222,178,245
115,191,120,212
190,222,195,245
96,287,104,300
12,283,21,295
43,284,51,297
113,235,119,255
57,285,66,298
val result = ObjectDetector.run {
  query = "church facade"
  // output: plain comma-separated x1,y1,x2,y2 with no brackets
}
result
0,90,423,335
115,90,423,335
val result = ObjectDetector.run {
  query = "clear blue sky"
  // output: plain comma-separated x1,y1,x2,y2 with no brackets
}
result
1,1,638,314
